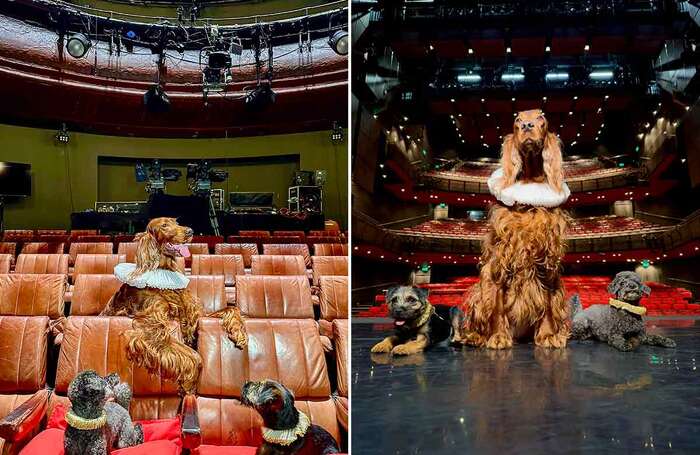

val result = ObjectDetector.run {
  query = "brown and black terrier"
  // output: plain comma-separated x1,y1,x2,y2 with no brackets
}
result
241,380,340,455
371,286,464,355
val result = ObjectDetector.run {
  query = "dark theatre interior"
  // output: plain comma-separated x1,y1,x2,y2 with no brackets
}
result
352,1,700,453
0,1,348,454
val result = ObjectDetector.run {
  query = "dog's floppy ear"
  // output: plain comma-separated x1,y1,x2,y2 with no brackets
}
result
415,287,429,302
607,274,623,296
132,231,161,276
542,132,564,193
385,286,399,301
499,133,521,191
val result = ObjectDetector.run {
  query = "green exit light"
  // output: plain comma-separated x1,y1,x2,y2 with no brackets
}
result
422,149,428,156
618,163,625,167
635,145,640,152
439,203,447,208
642,259,650,269
420,262,431,273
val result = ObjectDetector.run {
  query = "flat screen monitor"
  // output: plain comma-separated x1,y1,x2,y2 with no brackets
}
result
0,162,31,197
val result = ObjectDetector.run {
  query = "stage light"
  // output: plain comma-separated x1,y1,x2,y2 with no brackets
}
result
545,45,551,52
506,46,512,53
457,73,481,83
245,82,276,111
144,84,170,113
545,72,569,81
589,70,614,80
542,96,547,101
66,33,91,58
501,72,525,82
328,30,348,55
468,48,474,54
55,123,70,144
584,44,590,52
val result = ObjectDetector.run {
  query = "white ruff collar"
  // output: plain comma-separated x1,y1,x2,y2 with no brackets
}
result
488,168,570,208
114,263,189,290
261,411,311,446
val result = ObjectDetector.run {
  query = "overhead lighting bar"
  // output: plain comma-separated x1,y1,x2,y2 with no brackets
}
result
589,70,615,80
501,72,525,82
545,72,569,81
457,73,482,83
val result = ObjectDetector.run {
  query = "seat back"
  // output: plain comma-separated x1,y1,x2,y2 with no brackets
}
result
236,275,314,318
312,256,348,286
313,243,348,256
250,255,306,276
21,242,65,255
0,274,66,318
273,231,305,240
117,242,139,263
319,276,348,321
73,254,126,276
2,230,34,242
69,230,98,237
0,316,49,395
184,243,209,267
333,319,348,397
0,242,17,258
0,254,11,274
73,235,112,243
192,236,224,251
15,254,70,275
308,236,342,246
262,244,311,268
238,230,270,238
114,234,135,245
70,274,123,315
190,255,244,287
36,229,66,236
214,243,258,268
187,275,226,314
68,242,113,265
196,318,337,446
35,235,70,244
54,316,181,420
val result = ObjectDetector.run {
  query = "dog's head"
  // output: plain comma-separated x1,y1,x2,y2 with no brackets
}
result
241,379,298,429
132,217,193,273
499,109,563,193
386,286,429,328
608,271,650,304
67,370,107,412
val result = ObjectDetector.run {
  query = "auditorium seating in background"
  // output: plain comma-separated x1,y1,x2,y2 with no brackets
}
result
35,235,70,245
262,235,304,244
0,254,11,274
186,275,227,313
214,243,258,268
308,236,343,247
191,254,244,287
0,274,66,319
333,318,349,432
236,275,314,319
192,235,224,252
14,254,70,275
20,242,65,255
262,243,312,268
73,234,112,243
314,243,348,256
117,242,138,263
250,255,306,276
183,243,209,268
1,230,33,242
73,254,126,276
190,318,341,452
36,229,66,236
318,276,349,322
69,274,122,315
114,234,135,245
68,229,98,239
0,242,17,259
0,315,51,454
238,230,271,238
67,242,113,265
51,316,182,421
312,257,348,286
273,230,306,240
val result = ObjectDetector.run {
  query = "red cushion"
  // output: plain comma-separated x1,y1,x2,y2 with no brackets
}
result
194,446,257,455
21,430,181,455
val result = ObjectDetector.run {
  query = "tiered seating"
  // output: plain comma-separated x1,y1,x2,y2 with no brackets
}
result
357,275,699,317
399,215,667,238
0,254,12,274
14,254,70,275
425,158,614,180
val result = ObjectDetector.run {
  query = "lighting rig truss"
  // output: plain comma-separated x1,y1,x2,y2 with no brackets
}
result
245,24,276,112
200,24,243,102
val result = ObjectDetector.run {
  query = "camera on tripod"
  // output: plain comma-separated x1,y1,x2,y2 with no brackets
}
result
186,161,228,195
135,160,181,194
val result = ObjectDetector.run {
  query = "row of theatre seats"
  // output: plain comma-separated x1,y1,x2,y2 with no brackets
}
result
0,230,349,453
428,159,610,179
357,276,699,317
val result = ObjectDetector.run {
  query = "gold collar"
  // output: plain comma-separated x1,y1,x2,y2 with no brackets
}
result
609,298,647,316
411,302,434,329
65,410,107,431
261,410,310,446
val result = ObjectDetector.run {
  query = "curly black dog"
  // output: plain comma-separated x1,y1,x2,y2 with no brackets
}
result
570,271,676,351
64,370,144,455
371,286,464,355
241,379,340,455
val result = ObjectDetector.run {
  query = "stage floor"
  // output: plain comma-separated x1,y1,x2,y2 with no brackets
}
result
352,318,700,454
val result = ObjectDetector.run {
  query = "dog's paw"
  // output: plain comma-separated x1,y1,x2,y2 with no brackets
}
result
391,344,419,356
535,332,567,349
371,339,393,353
662,339,676,348
462,331,486,347
486,333,513,350
229,330,248,349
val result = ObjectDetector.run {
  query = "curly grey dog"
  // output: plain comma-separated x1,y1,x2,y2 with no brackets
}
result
64,370,144,455
570,271,676,351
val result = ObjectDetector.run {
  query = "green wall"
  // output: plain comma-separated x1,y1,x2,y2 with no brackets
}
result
0,124,347,230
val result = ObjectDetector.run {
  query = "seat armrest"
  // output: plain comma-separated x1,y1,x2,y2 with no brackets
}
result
333,395,348,432
180,393,201,450
0,389,51,443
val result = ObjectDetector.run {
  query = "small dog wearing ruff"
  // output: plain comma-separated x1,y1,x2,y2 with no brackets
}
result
241,379,340,455
570,271,676,351
371,286,464,355
64,370,143,455
101,217,247,393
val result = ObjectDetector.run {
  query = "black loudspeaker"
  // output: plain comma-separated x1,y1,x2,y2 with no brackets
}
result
288,186,322,213
229,192,274,208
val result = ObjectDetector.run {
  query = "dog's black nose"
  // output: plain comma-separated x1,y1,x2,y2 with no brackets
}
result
185,228,193,236
522,122,535,131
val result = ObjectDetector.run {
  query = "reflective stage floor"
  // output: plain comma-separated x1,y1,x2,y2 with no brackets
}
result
352,319,700,454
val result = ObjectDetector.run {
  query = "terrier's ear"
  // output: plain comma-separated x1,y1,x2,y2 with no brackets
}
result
641,283,651,296
415,287,429,302
385,286,399,301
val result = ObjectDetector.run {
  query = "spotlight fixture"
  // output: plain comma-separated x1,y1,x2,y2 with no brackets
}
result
66,33,91,58
245,82,276,111
144,84,170,113
328,30,348,55
55,123,70,144
330,121,344,143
